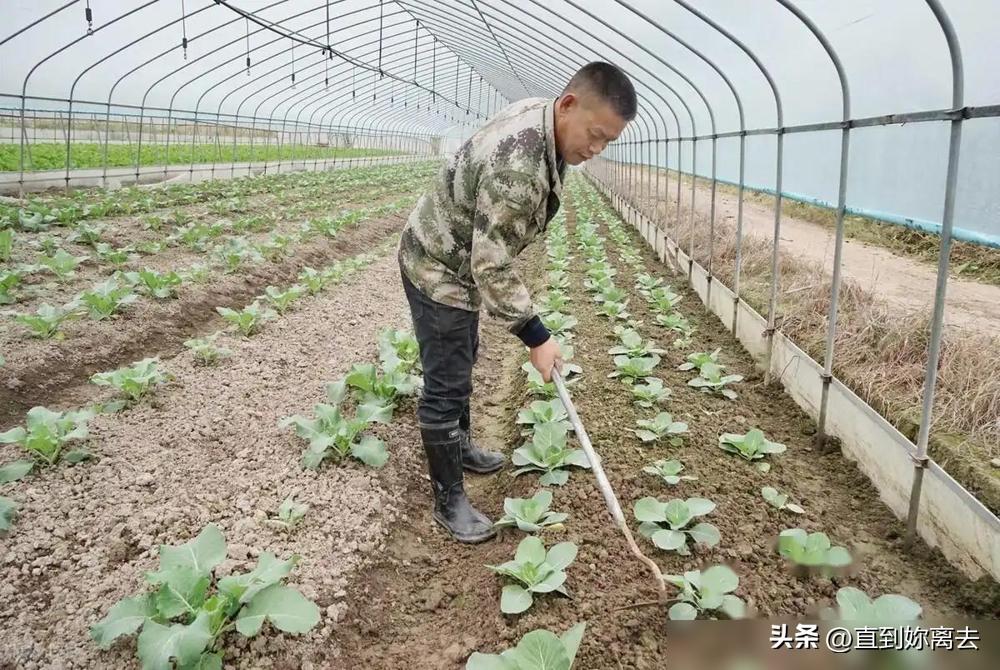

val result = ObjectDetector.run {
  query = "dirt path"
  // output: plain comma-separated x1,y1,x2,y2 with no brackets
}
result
0,249,422,669
638,169,1000,336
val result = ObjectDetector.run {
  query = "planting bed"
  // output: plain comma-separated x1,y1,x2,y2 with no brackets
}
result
1,168,995,670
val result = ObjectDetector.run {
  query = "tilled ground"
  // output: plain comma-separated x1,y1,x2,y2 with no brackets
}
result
0,245,425,669
329,184,997,670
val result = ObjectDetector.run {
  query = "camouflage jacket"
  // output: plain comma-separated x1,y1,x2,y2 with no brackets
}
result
398,97,566,346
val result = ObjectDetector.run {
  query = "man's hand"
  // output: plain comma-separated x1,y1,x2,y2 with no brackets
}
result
530,337,563,382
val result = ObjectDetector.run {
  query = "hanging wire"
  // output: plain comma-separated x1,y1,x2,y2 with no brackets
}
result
454,58,460,108
478,76,483,120
466,67,473,115
377,0,384,78
431,38,437,107
180,0,188,60
245,17,251,75
84,0,93,35
324,0,330,87
352,61,356,99
290,38,295,88
412,21,418,109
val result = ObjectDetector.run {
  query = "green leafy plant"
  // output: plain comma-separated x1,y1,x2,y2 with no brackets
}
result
124,268,183,299
494,490,569,533
179,263,210,284
0,459,36,483
631,378,671,408
344,362,419,418
609,354,660,385
547,269,570,290
762,486,805,514
515,399,569,436
678,349,721,372
596,300,630,321
94,242,133,267
540,311,578,339
38,248,88,281
78,278,139,320
635,272,664,294
819,587,922,622
183,332,232,366
297,267,329,295
213,237,264,273
609,327,665,358
688,362,743,400
718,429,786,462
0,405,94,467
466,623,586,670
265,497,309,532
89,524,320,669
778,528,852,572
68,222,105,246
511,421,590,486
634,496,720,555
654,312,693,336
16,301,81,339
537,290,570,315
648,286,682,312
91,358,169,405
594,286,627,304
259,284,306,315
663,566,746,620
217,302,276,337
0,496,16,533
0,269,21,304
377,328,420,374
487,535,577,614
632,412,689,445
256,233,295,262
643,459,697,486
521,362,577,399
279,379,389,469
0,228,12,261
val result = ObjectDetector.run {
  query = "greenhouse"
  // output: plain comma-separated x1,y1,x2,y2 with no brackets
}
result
1,1,998,668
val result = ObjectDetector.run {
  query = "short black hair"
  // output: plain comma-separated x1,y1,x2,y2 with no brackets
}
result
563,61,637,121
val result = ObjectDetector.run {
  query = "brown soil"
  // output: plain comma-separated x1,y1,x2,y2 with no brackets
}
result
328,183,997,669
0,212,407,428
0,249,426,669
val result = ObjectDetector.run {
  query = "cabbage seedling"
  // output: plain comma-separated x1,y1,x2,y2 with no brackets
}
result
515,399,569,436
718,429,786,462
344,362,420,418
467,623,585,670
217,301,276,337
77,278,139,320
609,327,666,358
678,349,721,372
487,535,577,614
38,248,87,281
280,379,389,469
494,490,569,533
663,565,746,620
184,332,232,366
634,496,720,555
632,412,689,445
16,301,82,339
631,378,671,408
266,497,309,531
0,496,16,533
643,459,697,487
547,269,570,290
819,587,922,622
609,354,660,385
511,421,590,486
778,528,852,573
91,358,169,405
94,243,134,267
761,486,805,514
635,272,664,294
648,287,682,312
655,312,694,336
596,300,630,321
0,269,21,304
89,524,320,668
0,229,12,262
259,284,306,315
124,268,183,299
536,290,570,315
68,223,105,246
0,405,94,466
297,267,329,295
688,362,743,400
377,328,421,374
541,311,578,339
594,286,627,304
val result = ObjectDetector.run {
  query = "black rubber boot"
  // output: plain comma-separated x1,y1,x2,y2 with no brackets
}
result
421,423,496,544
459,404,505,474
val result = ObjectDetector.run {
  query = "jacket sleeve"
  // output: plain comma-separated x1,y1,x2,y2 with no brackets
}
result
470,169,551,347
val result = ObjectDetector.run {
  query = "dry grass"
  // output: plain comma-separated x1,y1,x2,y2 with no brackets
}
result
615,176,1000,504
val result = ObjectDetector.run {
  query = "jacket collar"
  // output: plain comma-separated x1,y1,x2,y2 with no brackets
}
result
543,98,565,199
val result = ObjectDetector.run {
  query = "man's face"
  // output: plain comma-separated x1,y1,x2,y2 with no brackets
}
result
554,92,629,166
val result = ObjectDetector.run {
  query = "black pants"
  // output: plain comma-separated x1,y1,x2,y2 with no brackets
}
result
400,262,479,429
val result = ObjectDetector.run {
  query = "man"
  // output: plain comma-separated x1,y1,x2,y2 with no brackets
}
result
398,61,637,543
